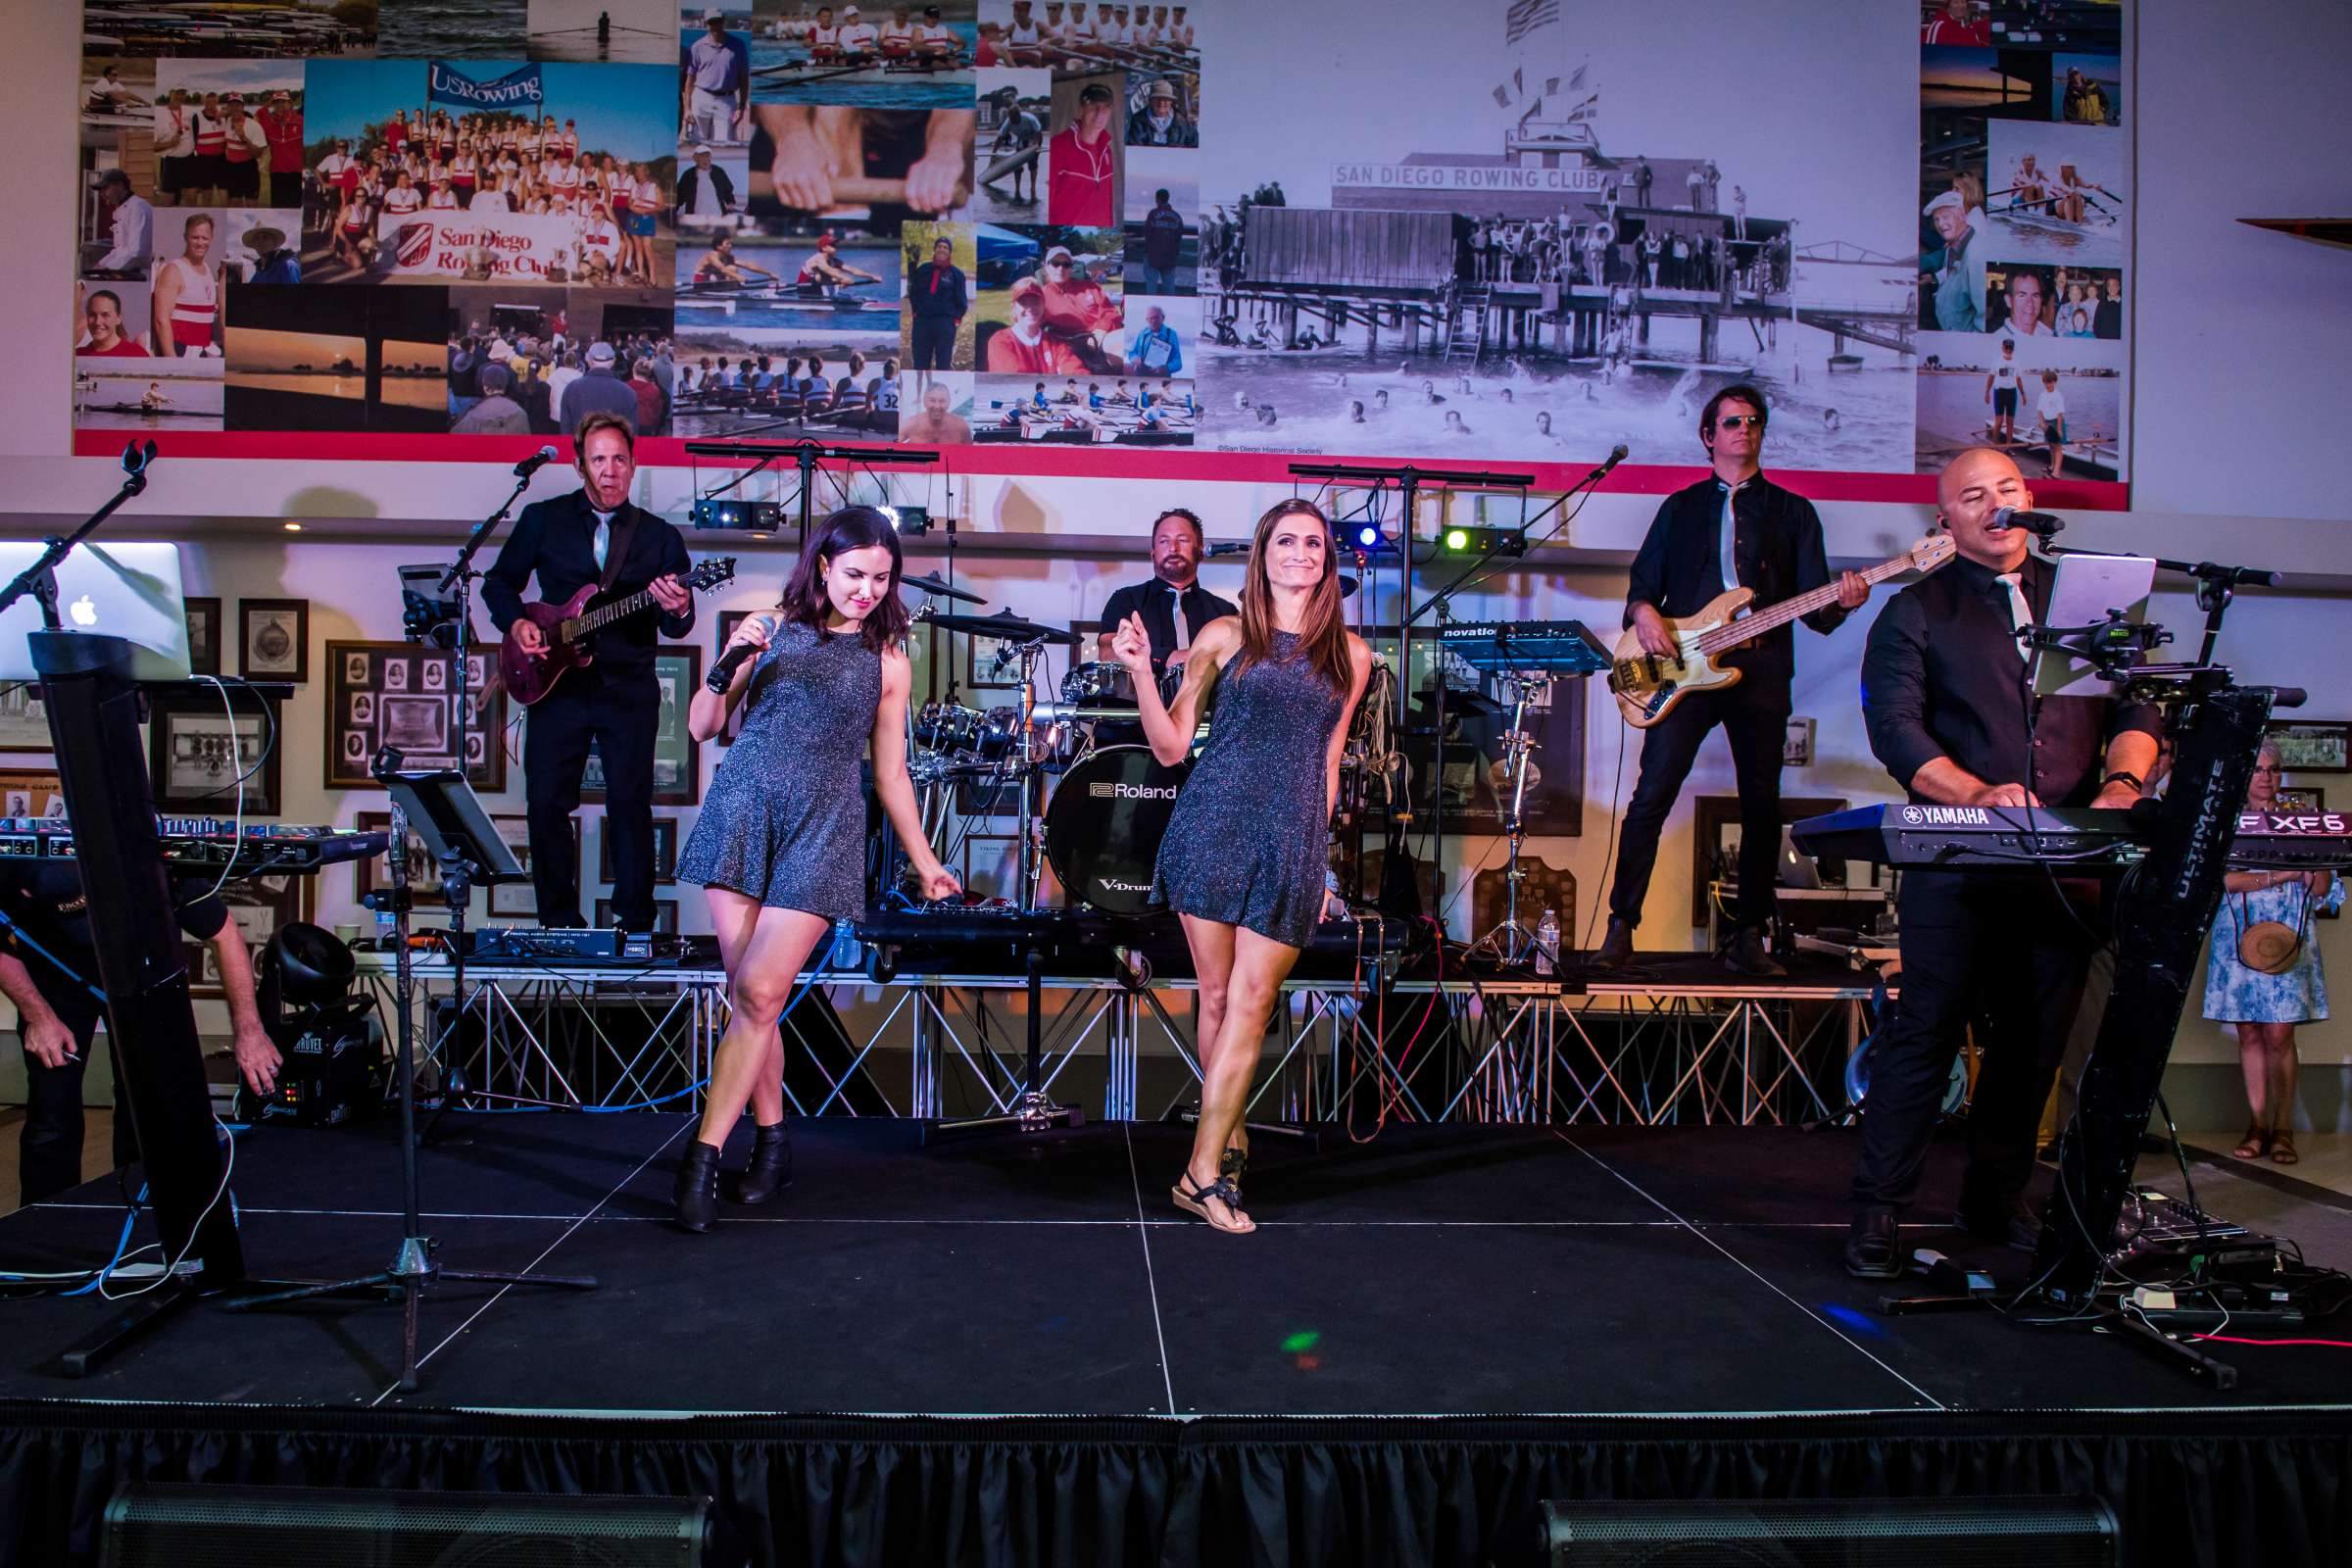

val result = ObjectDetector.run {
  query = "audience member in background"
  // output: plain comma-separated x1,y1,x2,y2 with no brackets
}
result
2208,740,2341,1167
559,340,641,431
629,356,666,433
454,361,532,434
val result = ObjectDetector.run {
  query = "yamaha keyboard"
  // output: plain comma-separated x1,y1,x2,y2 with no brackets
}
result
1791,804,2352,871
1435,619,1612,675
0,818,389,877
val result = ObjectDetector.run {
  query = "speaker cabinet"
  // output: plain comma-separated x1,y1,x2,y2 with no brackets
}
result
104,1484,712,1567
1543,1496,2120,1566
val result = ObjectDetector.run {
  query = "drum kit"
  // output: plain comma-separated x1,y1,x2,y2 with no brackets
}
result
898,574,1200,913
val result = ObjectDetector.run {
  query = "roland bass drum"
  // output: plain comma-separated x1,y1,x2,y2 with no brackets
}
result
1043,746,1191,913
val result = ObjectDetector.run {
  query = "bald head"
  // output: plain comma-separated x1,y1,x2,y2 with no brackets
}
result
1936,445,2034,570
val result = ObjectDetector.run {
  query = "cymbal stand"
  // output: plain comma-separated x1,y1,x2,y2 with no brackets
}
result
1471,671,1550,964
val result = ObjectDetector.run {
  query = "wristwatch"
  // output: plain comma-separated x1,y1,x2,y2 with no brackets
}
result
2101,770,2144,794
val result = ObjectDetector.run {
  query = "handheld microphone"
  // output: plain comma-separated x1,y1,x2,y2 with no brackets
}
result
1988,506,2065,537
706,613,775,692
1586,443,1630,483
1203,540,1250,557
512,445,560,479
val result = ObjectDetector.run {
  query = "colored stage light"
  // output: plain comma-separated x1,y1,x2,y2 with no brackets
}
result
1439,525,1527,557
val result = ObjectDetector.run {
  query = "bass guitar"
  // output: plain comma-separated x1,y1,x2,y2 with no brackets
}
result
1607,536,1954,728
499,557,738,708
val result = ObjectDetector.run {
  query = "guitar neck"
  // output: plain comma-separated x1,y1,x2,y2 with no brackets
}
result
568,584,662,641
1693,552,1918,654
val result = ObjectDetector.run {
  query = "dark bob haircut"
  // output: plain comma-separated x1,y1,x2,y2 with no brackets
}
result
779,505,909,652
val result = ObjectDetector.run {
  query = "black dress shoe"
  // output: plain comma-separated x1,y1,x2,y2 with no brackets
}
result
726,1121,793,1204
1720,925,1787,977
1590,917,1635,971
1955,1190,2042,1251
1844,1205,1902,1279
673,1140,722,1234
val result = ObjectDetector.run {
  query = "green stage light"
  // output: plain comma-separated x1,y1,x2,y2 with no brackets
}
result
1439,524,1527,557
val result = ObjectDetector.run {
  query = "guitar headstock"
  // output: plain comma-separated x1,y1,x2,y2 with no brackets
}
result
1909,534,1958,572
689,558,738,591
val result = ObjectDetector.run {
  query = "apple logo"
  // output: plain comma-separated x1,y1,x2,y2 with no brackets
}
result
69,595,98,627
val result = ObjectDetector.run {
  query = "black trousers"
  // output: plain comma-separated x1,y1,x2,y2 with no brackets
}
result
523,669,661,930
909,315,958,370
19,1012,138,1205
1850,874,2100,1212
1607,676,1790,931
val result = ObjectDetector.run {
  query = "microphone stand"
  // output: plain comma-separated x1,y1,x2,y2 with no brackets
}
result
0,440,153,622
2044,544,2278,667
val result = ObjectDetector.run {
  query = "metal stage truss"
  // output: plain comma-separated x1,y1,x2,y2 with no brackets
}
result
354,956,1878,1129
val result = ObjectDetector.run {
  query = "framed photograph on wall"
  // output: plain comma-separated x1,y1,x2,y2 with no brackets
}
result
599,814,679,883
581,646,702,806
0,680,51,752
183,597,221,678
594,896,679,934
324,641,507,791
0,769,67,819
147,689,282,813
238,598,310,683
352,809,432,907
190,874,314,1000
485,812,578,918
964,630,1025,692
2269,721,2352,775
2274,786,2328,814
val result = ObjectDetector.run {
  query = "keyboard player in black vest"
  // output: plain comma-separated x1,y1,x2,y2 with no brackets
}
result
1597,385,1868,976
1842,446,2160,1279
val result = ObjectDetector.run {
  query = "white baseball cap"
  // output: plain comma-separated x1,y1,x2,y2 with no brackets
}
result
1922,189,1967,218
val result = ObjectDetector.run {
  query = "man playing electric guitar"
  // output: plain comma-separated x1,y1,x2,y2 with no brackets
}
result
484,412,696,930
1595,384,1868,976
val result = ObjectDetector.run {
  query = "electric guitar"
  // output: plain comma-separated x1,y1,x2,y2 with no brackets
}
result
499,557,738,708
1607,536,1954,728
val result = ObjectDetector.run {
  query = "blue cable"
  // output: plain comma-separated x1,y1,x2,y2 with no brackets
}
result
0,906,107,1007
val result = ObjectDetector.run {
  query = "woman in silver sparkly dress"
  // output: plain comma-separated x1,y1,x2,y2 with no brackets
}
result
669,506,960,1232
1111,499,1371,1236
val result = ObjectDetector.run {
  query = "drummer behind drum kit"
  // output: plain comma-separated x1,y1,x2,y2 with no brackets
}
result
897,574,1196,913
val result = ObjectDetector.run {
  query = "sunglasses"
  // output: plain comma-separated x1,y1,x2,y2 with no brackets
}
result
1716,414,1766,430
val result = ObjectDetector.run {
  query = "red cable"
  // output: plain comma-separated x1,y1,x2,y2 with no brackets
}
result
2192,1334,2352,1348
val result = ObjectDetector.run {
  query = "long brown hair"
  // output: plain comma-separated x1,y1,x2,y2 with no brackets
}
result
779,505,910,652
1230,499,1351,691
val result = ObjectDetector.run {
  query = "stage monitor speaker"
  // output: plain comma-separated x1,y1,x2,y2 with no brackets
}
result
103,1483,714,1567
1542,1495,2118,1566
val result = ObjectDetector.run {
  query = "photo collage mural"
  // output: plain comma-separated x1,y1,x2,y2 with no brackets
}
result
70,0,2129,488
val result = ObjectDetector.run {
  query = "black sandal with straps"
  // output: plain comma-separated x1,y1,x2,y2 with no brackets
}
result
1219,1145,1249,1195
1172,1175,1251,1233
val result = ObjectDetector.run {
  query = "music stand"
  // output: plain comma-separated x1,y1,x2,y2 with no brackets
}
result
229,764,592,1394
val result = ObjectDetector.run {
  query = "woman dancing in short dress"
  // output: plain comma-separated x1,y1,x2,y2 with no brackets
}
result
670,505,960,1232
1112,499,1372,1235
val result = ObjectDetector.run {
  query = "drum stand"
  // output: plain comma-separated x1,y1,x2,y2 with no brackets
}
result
933,639,1080,1139
1470,671,1550,965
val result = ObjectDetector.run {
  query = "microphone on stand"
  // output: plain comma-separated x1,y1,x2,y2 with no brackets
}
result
512,445,560,479
1988,506,2066,538
1586,443,1630,484
705,613,776,692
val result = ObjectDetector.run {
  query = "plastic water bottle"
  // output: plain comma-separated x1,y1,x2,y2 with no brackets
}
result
1535,909,1559,976
372,899,396,950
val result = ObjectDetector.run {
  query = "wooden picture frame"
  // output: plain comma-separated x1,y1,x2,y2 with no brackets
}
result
147,688,282,813
0,768,67,819
2274,786,2328,814
2269,721,2352,775
599,814,679,884
594,896,679,934
964,629,1026,692
183,597,222,678
238,597,311,683
324,641,506,791
0,680,52,753
581,646,702,806
1690,795,1847,926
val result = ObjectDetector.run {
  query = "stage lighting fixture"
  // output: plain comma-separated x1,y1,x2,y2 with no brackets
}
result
691,498,783,532
884,505,933,535
1441,524,1527,557
1349,520,1394,554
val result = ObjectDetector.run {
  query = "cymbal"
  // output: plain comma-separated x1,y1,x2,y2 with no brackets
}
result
1340,574,1358,600
921,611,1079,645
902,572,987,606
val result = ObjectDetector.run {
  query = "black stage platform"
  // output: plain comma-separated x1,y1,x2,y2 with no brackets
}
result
3,1115,2349,1564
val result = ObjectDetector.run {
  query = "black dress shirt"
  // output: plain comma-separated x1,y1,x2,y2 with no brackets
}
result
0,863,228,1032
1099,577,1239,675
482,491,695,680
1862,552,2160,806
1623,469,1844,683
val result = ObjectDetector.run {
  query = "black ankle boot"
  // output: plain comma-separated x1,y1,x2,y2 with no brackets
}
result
727,1121,793,1205
673,1140,722,1234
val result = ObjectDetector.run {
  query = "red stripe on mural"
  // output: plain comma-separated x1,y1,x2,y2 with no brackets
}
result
71,429,2132,512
